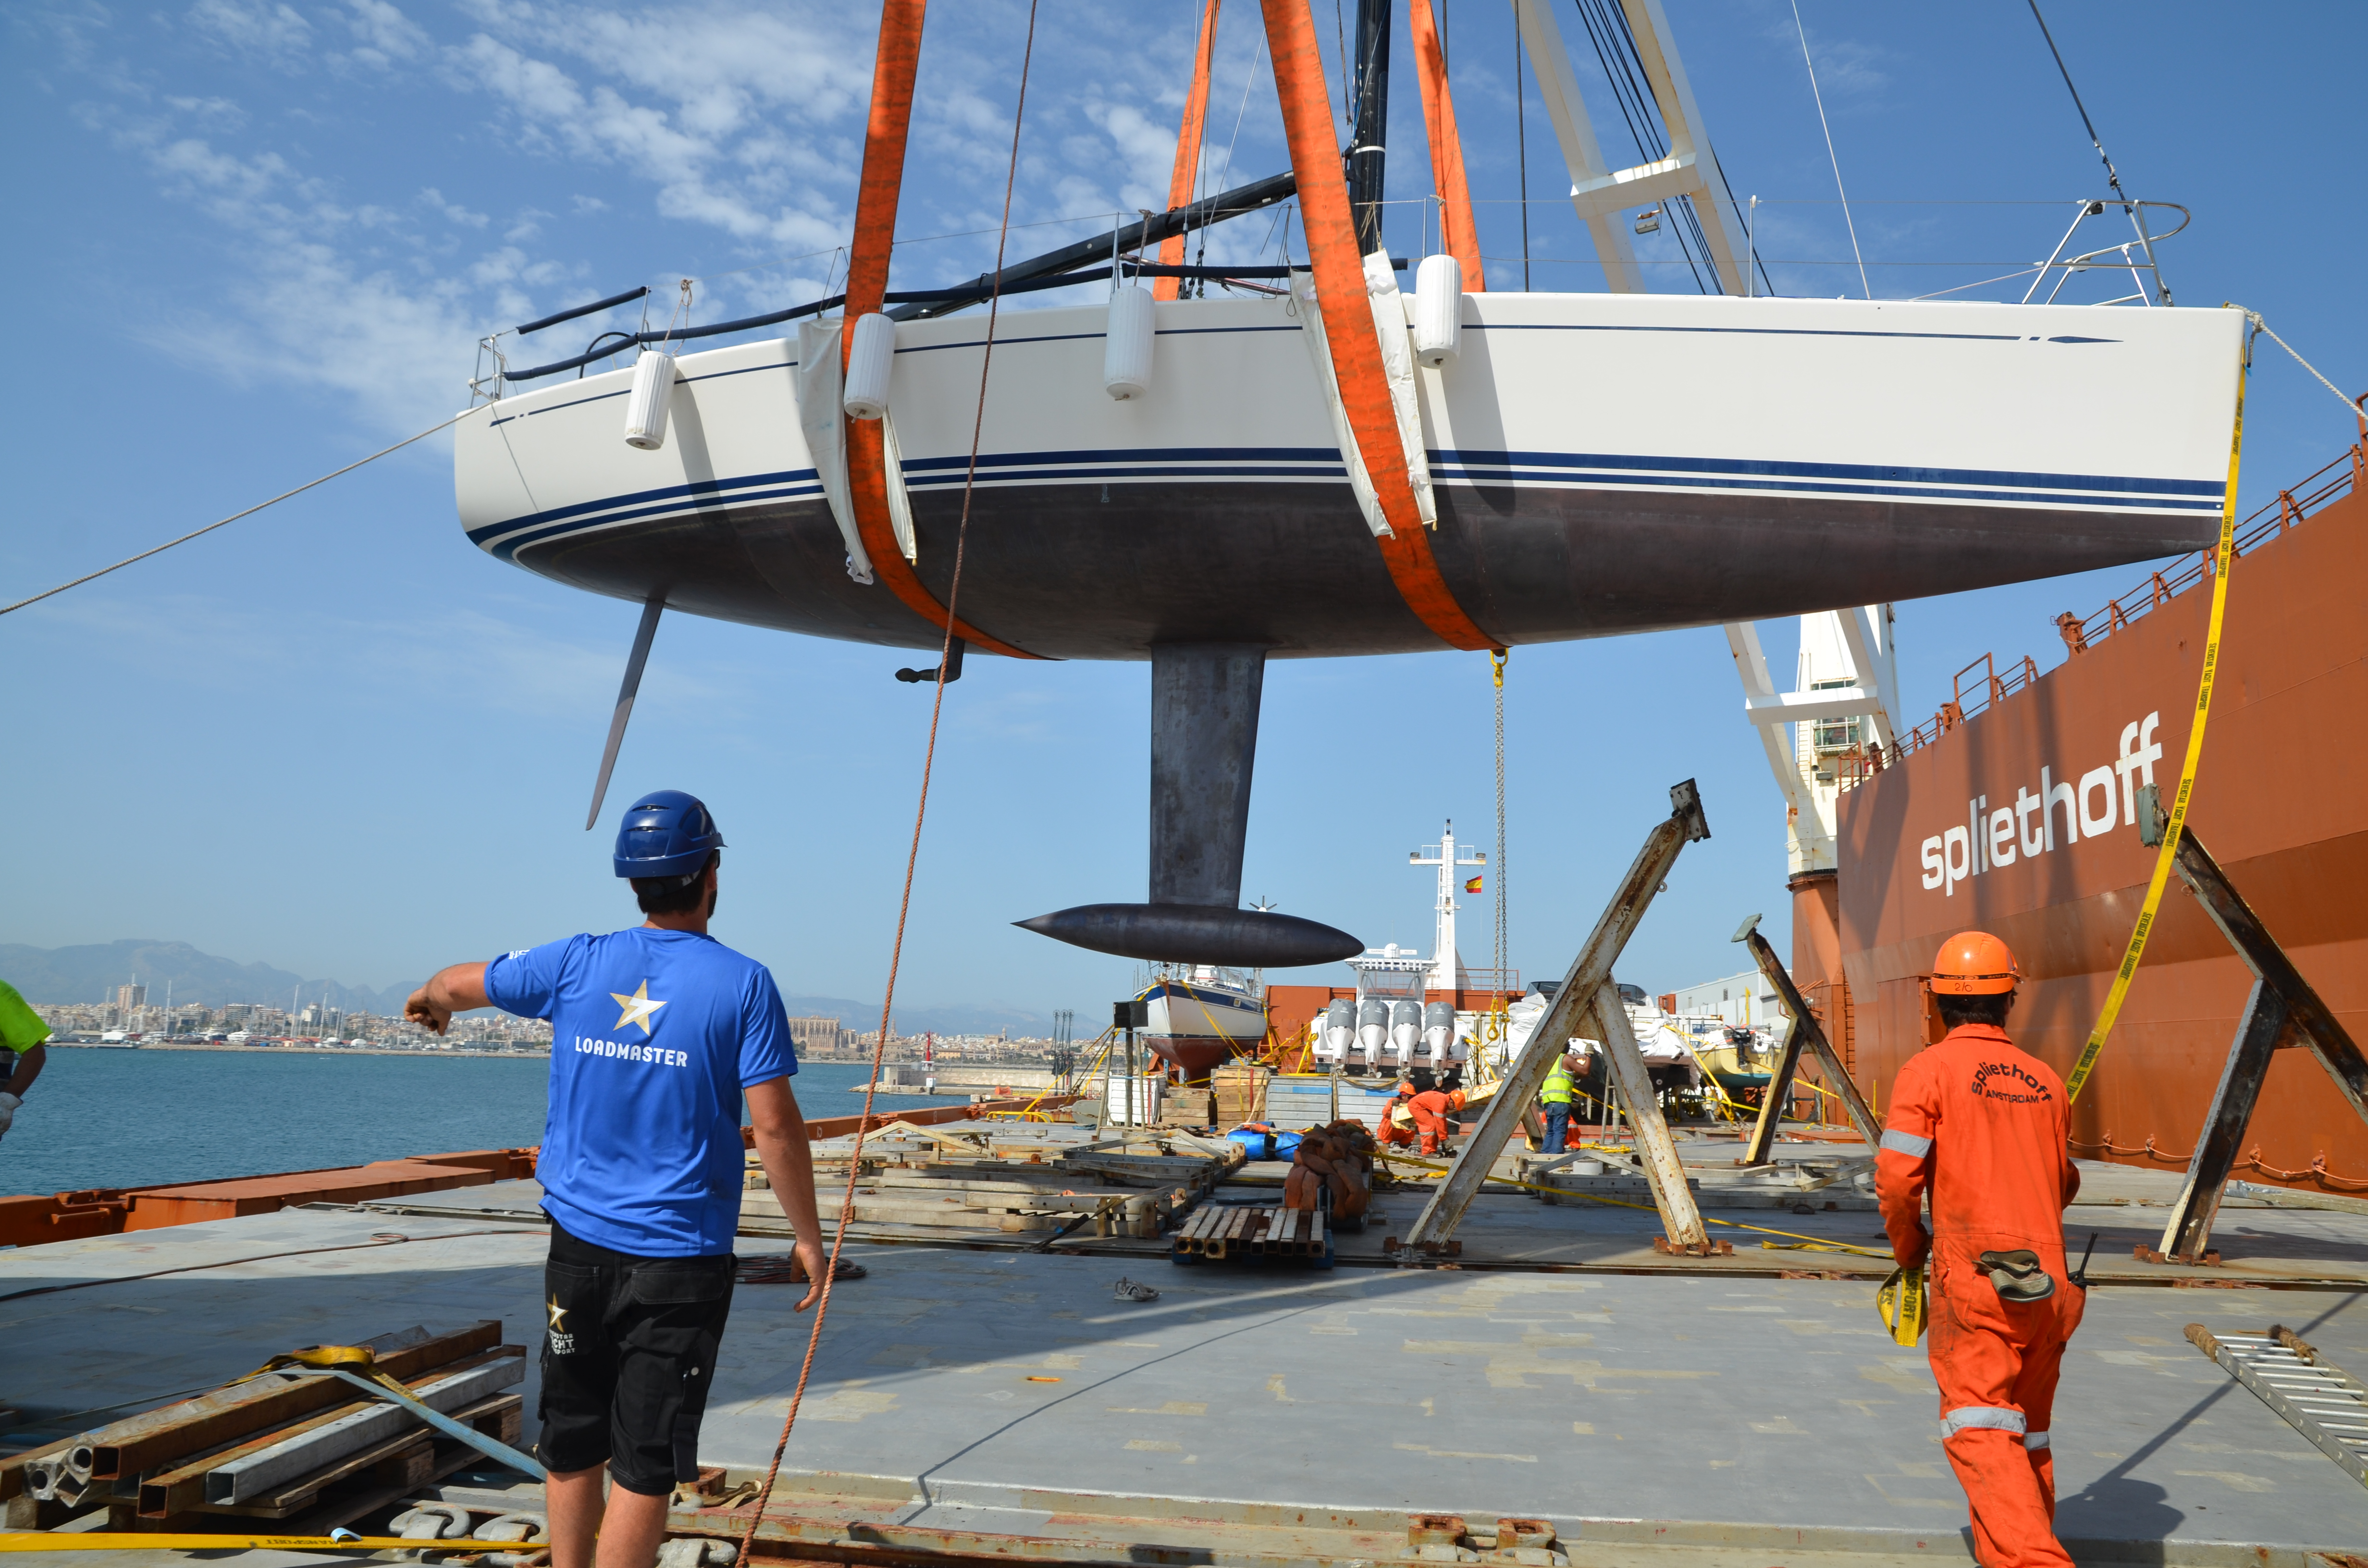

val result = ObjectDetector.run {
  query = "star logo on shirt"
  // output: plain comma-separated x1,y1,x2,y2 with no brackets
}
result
547,1298,570,1333
610,980,668,1036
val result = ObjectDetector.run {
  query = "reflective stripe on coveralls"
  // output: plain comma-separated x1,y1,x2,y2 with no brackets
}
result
1876,1022,2085,1568
1940,1405,2027,1439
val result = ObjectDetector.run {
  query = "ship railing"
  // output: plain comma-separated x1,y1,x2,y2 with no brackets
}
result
1842,440,2364,786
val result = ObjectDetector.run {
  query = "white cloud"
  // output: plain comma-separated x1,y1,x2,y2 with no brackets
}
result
422,186,491,228
341,0,431,66
188,0,314,70
51,1,1295,438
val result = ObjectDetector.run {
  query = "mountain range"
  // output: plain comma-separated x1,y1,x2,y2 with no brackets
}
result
0,940,1056,1038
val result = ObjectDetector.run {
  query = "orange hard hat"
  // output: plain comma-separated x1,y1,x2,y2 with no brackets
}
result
1930,930,2021,995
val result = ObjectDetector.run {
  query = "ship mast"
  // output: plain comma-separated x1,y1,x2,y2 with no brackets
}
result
1411,820,1484,992
1345,0,1391,255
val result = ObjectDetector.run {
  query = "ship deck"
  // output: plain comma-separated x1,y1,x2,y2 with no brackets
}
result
5,1147,2363,1568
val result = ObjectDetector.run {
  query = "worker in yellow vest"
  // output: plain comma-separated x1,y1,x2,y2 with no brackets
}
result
1538,1052,1579,1153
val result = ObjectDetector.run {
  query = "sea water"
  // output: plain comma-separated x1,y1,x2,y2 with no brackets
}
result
0,1050,943,1197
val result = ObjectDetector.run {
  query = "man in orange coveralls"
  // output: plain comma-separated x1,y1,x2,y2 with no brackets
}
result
1376,1080,1420,1148
1405,1084,1462,1154
1876,931,2085,1568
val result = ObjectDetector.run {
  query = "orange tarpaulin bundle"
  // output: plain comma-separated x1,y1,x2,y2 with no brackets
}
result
1284,1120,1376,1220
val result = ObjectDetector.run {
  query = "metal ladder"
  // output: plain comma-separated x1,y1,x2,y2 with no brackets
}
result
2185,1323,2368,1486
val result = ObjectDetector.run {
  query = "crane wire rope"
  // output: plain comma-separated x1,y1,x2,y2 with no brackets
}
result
732,7,1042,1558
1787,0,1869,301
0,409,468,619
1491,648,1508,1009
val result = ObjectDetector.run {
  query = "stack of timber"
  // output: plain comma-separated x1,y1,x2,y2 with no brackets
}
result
1171,1203,1328,1264
742,1127,1246,1241
0,1322,524,1534
1210,1063,1270,1128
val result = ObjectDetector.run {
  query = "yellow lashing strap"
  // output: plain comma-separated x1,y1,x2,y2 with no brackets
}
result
1877,1264,1927,1346
2065,315,2252,1103
1371,1149,1892,1257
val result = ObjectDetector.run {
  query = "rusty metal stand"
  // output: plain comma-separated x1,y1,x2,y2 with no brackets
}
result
1588,982,1717,1254
1396,782,1712,1260
2148,818,2368,1262
1734,914,1882,1166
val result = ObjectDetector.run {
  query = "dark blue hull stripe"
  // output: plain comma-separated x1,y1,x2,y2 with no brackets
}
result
469,445,2222,558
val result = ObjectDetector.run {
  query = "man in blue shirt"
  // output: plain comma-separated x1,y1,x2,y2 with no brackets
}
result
406,790,825,1568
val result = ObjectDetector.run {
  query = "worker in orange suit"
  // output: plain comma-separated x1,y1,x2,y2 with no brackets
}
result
1876,931,2084,1568
1406,1085,1463,1155
1376,1080,1420,1148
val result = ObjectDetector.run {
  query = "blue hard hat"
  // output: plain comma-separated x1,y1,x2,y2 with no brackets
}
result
614,790,726,879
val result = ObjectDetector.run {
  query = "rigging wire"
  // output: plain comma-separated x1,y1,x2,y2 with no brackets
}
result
1787,0,1870,300
2246,312,2368,424
2023,0,2132,213
1514,12,1529,290
0,409,469,619
1569,0,1709,294
2024,0,2169,304
732,8,1042,1558
1196,28,1270,293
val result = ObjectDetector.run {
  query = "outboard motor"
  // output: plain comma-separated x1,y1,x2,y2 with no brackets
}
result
1389,1000,1421,1065
1357,999,1388,1066
1422,1001,1455,1063
1320,998,1355,1062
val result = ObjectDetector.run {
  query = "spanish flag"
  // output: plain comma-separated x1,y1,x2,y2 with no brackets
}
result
1464,875,1483,894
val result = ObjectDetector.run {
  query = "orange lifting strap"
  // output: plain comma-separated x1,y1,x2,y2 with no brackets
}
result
840,0,1039,661
1406,0,1484,292
1258,0,1497,652
1154,0,1224,302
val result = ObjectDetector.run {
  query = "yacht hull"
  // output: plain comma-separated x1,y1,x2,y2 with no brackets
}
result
456,293,2243,659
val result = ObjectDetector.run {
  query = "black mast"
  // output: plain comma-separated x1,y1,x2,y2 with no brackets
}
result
1345,0,1391,256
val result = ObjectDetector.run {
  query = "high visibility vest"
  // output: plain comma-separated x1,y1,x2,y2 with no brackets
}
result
1539,1060,1575,1105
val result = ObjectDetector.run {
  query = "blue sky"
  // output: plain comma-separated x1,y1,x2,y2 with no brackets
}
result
5,0,2363,1023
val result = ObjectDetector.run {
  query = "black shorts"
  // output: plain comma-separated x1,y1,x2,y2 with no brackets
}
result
538,1221,736,1496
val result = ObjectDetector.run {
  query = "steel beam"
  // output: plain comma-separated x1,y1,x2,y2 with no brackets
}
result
2175,827,2368,1122
1511,0,1642,294
1736,915,1880,1163
206,1353,525,1503
1587,982,1707,1249
2160,980,2292,1261
1398,781,1710,1253
2150,824,2368,1260
90,1323,497,1480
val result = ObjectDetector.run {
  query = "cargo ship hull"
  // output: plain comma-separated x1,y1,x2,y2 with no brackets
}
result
1828,443,2368,1190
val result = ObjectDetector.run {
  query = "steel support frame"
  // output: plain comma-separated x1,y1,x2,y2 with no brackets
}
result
1725,607,1898,877
1508,0,1751,297
1735,915,1881,1166
2157,826,2368,1260
1586,981,1708,1250
1398,781,1711,1255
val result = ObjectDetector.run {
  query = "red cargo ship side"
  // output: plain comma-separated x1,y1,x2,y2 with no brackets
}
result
1825,440,2367,1191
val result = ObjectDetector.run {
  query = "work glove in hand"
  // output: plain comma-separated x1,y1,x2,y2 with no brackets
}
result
0,1092,20,1137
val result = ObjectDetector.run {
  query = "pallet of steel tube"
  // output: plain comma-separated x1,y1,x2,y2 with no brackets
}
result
1169,1203,1328,1266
